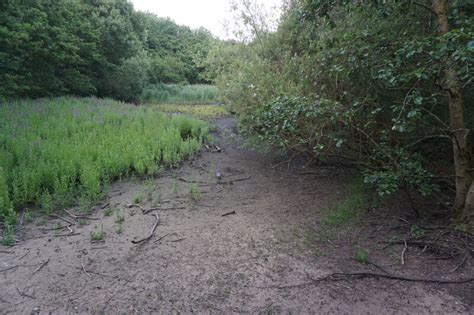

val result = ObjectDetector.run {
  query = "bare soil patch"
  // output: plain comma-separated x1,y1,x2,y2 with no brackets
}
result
1,117,472,313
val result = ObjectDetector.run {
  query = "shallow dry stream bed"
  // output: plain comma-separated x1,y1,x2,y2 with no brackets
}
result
1,117,472,313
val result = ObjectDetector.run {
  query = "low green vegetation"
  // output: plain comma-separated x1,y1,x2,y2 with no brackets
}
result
355,246,370,264
305,180,371,245
103,208,115,217
90,229,105,241
2,224,14,246
322,181,370,227
115,213,125,235
188,181,202,201
0,97,209,224
410,225,426,239
141,84,219,105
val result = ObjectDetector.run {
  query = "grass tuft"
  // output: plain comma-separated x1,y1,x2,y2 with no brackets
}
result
322,181,370,227
90,229,105,241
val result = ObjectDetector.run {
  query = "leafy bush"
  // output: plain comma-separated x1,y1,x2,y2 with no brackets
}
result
211,1,473,199
0,97,209,214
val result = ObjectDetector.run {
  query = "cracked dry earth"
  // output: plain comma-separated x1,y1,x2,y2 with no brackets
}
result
1,117,472,314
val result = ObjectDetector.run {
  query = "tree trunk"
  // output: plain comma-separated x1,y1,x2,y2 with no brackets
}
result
432,0,472,219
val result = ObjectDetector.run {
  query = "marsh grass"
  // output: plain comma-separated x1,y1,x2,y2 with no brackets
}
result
0,97,209,219
141,84,218,104
153,104,229,118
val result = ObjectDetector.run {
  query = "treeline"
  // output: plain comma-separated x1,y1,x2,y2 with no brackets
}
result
0,0,216,102
208,0,474,223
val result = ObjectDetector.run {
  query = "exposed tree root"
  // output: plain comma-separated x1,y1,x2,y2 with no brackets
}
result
258,272,474,289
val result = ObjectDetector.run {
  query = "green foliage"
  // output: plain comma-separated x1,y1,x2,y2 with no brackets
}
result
141,84,219,105
2,224,14,246
0,97,209,215
211,0,473,198
0,1,217,102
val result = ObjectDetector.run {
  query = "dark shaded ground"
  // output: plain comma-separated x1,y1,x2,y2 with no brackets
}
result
1,117,472,313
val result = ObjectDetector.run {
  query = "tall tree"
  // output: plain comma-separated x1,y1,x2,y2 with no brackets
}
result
432,0,472,222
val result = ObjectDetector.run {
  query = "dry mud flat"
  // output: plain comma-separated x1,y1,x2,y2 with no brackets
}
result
1,117,473,313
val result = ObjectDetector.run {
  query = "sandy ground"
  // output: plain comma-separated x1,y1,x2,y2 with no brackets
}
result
1,117,473,314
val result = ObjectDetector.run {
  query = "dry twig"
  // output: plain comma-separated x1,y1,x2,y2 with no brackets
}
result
221,210,236,217
132,213,160,244
16,288,36,299
401,239,408,265
32,259,50,275
143,206,185,214
49,214,75,225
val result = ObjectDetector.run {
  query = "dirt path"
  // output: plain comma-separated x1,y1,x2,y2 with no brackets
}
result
1,117,472,313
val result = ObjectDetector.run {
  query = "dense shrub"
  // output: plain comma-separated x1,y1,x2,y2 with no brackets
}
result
210,1,473,201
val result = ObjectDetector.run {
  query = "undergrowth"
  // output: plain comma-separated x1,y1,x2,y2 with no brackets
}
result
0,97,209,225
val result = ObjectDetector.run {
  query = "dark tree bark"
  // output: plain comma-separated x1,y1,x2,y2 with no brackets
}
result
432,0,472,224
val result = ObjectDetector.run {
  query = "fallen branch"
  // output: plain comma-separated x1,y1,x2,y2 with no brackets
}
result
64,209,100,220
258,272,474,289
0,265,19,273
178,178,212,185
54,233,81,237
132,213,160,244
143,206,185,214
153,233,171,244
169,238,186,242
221,210,236,217
39,225,69,231
450,253,468,273
81,263,91,278
49,214,75,225
73,267,114,278
17,249,30,260
16,287,36,300
401,239,408,265
218,176,251,185
32,259,50,275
